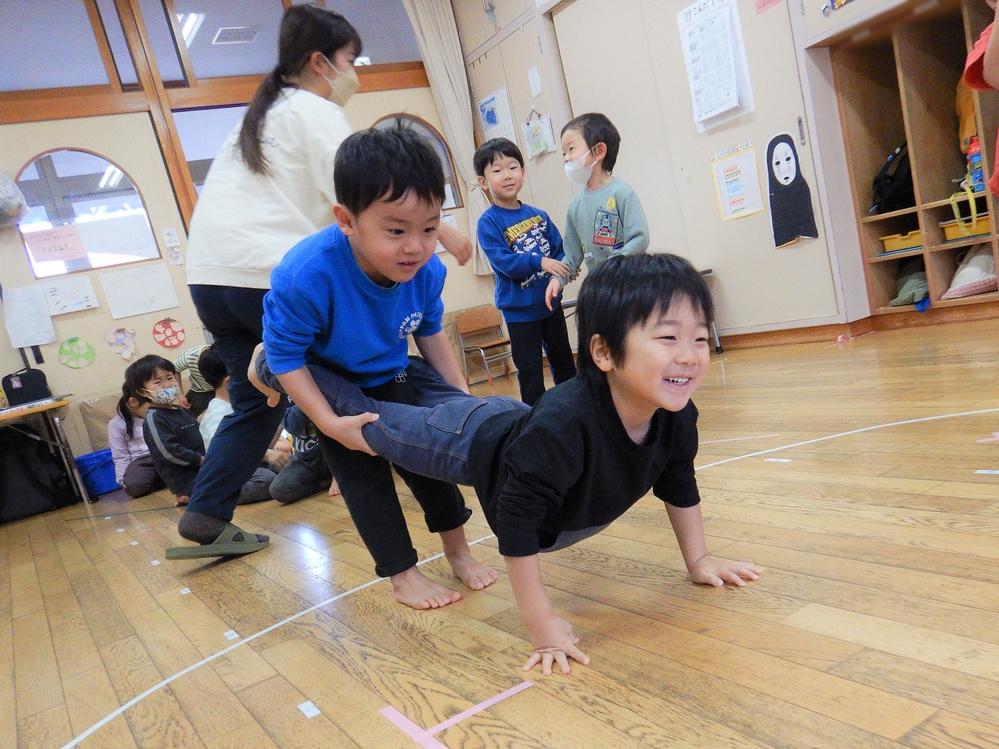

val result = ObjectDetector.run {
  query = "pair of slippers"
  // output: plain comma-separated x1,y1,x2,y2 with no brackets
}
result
165,523,268,560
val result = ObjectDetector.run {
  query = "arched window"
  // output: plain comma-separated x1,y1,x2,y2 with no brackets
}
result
15,149,160,279
372,114,463,210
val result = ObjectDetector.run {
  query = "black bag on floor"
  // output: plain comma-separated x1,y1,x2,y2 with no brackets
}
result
0,425,79,523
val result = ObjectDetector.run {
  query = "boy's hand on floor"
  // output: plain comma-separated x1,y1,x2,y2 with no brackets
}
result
324,413,379,456
689,556,762,587
523,614,590,675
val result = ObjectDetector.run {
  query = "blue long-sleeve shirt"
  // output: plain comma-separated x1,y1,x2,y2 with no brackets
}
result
263,224,446,389
477,203,565,323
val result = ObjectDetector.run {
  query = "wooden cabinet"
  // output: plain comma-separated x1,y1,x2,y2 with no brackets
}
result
833,0,999,315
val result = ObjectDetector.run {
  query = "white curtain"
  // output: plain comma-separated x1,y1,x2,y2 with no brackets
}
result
401,0,493,276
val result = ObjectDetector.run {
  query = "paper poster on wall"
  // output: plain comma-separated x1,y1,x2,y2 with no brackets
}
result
478,86,517,144
527,66,543,98
2,285,57,349
41,276,100,316
523,115,558,159
22,225,88,263
712,148,764,220
76,212,158,260
677,0,756,133
99,262,180,319
766,133,819,247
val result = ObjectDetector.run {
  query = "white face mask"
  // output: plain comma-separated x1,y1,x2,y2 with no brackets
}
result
321,55,360,107
144,385,179,405
564,148,594,186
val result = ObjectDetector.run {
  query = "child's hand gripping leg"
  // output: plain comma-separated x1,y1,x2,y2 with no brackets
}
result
248,343,282,407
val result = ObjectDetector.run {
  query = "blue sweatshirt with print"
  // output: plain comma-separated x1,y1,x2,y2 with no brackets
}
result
477,202,566,323
263,224,446,388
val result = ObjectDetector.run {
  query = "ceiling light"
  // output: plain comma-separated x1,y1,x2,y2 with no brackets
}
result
98,165,115,189
212,26,260,45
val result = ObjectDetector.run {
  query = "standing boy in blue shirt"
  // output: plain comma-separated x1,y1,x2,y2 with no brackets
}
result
546,113,650,310
173,127,498,610
474,138,577,405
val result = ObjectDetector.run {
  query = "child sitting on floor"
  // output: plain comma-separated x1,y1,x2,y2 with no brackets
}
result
251,253,761,675
109,389,164,498
124,355,275,507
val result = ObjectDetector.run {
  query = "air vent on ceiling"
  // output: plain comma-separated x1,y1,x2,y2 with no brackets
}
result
212,26,260,45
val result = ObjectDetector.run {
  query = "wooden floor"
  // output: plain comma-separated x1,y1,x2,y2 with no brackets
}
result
4,319,999,749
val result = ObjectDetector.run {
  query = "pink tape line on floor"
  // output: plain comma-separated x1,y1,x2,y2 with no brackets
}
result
381,681,534,746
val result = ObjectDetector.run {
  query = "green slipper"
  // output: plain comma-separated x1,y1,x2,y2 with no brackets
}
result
165,523,269,559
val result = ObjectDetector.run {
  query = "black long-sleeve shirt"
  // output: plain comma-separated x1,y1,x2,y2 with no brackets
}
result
468,377,700,557
142,406,204,496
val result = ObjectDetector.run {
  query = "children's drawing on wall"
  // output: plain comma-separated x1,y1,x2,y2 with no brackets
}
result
766,133,818,248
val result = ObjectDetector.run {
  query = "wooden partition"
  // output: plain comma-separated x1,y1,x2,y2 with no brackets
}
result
832,0,999,315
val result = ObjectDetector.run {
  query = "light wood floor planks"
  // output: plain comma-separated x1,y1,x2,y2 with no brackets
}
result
3,317,999,748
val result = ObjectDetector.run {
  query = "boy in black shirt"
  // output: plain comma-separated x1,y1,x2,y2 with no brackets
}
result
251,253,761,674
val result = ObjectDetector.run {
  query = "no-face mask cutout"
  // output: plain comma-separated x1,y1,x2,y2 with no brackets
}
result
766,133,818,247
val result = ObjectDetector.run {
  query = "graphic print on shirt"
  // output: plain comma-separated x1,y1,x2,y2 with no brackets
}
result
592,206,622,249
397,312,424,338
503,214,552,289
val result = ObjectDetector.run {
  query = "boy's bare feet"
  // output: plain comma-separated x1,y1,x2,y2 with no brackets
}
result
440,526,499,591
174,495,189,507
446,549,500,590
391,566,461,609
328,479,341,497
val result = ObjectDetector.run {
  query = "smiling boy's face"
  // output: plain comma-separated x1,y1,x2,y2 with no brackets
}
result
598,296,710,416
334,190,442,286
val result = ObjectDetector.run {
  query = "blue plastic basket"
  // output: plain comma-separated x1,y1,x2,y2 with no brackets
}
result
75,449,121,497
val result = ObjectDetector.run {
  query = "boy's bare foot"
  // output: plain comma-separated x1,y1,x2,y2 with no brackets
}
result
439,526,499,591
446,548,500,591
390,566,461,609
328,479,341,497
174,495,189,507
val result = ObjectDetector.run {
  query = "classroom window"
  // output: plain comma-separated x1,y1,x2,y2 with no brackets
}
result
15,150,161,279
173,106,249,195
373,114,462,209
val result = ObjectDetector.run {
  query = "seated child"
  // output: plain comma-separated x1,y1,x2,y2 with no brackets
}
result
124,355,274,508
252,253,760,675
109,390,164,498
547,113,650,310
173,344,213,417
474,137,576,406
269,404,336,505
197,345,289,473
252,126,498,609
965,0,999,197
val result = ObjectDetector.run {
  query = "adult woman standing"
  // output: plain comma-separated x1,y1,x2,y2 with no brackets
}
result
174,5,470,556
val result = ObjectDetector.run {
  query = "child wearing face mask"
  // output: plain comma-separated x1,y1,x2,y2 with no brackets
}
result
126,355,274,508
546,113,650,311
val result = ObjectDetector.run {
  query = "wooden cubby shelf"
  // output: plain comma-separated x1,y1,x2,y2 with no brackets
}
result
833,0,999,314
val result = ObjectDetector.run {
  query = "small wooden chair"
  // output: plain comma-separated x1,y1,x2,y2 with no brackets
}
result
454,306,512,383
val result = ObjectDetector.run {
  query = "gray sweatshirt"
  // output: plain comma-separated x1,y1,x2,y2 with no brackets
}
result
561,177,649,285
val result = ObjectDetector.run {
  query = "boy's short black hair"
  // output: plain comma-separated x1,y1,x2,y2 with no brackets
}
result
473,138,524,177
197,345,228,390
334,126,446,216
575,254,714,385
561,113,621,173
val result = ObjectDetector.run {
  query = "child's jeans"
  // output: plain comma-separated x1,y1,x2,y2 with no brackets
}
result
257,355,527,487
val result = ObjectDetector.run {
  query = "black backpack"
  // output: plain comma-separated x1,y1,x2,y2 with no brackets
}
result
0,425,80,523
870,143,914,215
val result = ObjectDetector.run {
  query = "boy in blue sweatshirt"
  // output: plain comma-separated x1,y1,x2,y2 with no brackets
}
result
474,138,576,406
173,127,499,610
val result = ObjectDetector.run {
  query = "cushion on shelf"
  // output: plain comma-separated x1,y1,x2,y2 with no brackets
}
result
940,245,997,300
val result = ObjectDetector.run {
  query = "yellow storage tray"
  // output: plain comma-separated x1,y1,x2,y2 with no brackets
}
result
878,230,923,253
940,213,991,241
